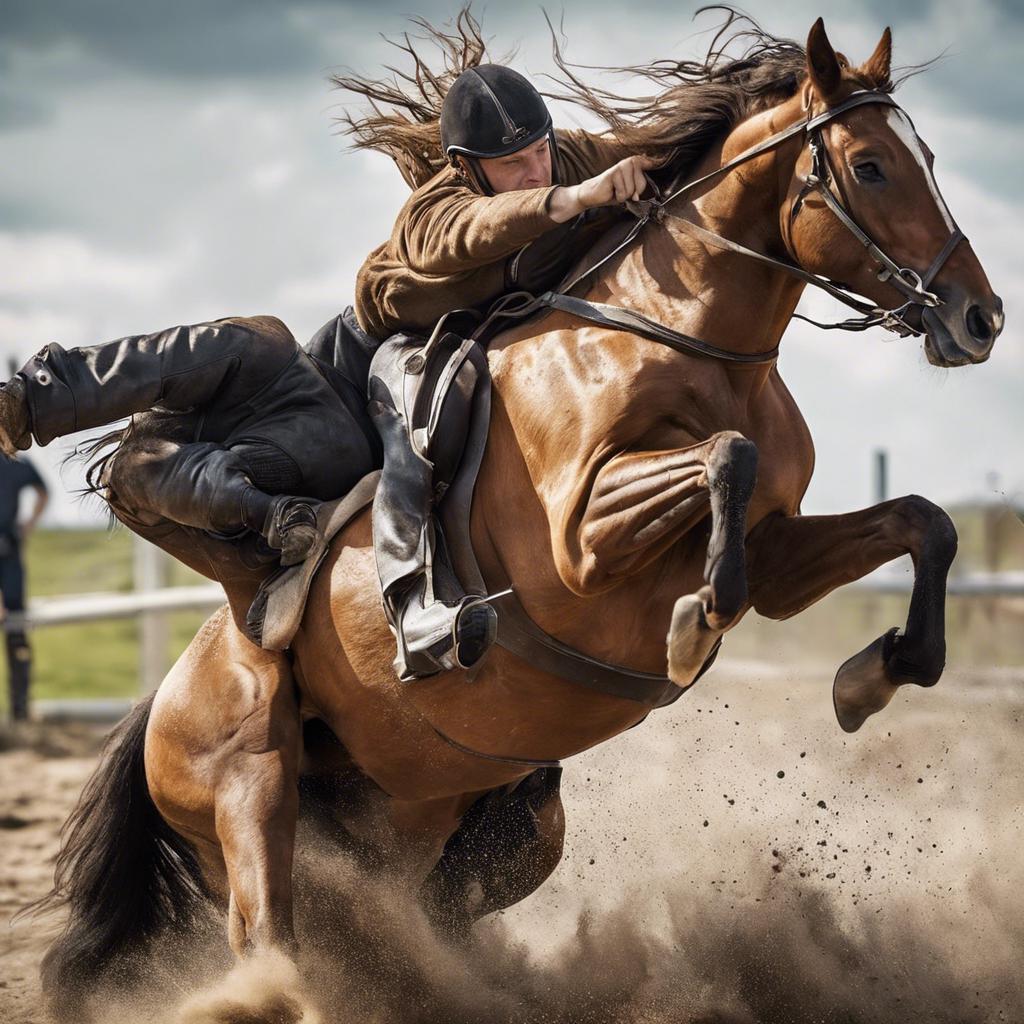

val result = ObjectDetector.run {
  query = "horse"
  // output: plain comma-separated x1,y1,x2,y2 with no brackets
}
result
39,18,1002,1022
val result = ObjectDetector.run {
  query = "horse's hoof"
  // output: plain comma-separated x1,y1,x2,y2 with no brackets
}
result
832,628,902,733
667,587,714,687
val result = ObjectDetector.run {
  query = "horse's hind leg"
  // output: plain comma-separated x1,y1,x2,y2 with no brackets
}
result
744,497,957,731
420,767,565,937
147,609,303,962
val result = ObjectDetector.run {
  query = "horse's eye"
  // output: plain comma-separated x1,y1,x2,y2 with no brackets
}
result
854,161,885,184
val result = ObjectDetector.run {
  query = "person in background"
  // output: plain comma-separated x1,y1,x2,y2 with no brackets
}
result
0,454,48,721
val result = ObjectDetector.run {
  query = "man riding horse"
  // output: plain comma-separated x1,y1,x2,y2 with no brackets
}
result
0,64,652,671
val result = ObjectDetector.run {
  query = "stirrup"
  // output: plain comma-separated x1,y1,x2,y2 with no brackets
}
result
394,588,509,681
451,594,502,670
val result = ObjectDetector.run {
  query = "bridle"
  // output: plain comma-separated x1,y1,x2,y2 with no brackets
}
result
471,89,967,364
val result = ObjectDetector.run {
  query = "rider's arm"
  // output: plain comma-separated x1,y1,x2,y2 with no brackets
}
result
397,133,659,275
397,183,561,276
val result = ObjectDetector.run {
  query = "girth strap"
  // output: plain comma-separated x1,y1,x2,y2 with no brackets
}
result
495,589,682,707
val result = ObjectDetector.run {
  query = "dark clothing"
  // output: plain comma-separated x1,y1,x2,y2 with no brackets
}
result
21,316,377,501
0,543,26,612
0,456,44,545
0,456,42,721
17,316,379,545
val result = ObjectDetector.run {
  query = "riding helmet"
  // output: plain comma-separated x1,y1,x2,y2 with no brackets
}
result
440,65,559,194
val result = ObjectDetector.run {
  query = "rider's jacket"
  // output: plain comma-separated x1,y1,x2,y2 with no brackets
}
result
355,128,631,340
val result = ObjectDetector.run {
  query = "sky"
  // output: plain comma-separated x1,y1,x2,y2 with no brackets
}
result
1,0,1021,526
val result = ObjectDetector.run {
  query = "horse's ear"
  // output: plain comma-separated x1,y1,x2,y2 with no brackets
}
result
806,18,842,102
860,27,893,89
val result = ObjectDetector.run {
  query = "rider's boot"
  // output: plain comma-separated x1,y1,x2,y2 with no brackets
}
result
104,436,325,643
0,376,32,457
10,318,294,448
368,353,496,681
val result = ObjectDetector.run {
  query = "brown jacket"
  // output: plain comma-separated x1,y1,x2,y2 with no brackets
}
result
355,128,632,340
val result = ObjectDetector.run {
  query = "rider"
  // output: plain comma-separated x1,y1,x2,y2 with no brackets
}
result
359,64,656,679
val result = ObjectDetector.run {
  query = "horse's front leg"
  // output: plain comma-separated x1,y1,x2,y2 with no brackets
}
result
745,496,958,732
571,430,758,684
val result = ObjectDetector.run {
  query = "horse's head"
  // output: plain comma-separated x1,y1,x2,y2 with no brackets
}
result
784,19,1003,366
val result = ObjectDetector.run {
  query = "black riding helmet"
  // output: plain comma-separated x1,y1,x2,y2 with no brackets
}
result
440,64,560,196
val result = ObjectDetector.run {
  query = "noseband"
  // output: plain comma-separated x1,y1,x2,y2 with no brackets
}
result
473,89,967,363
787,91,966,334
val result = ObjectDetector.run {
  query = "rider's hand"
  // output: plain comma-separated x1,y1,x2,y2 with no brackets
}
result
549,155,660,224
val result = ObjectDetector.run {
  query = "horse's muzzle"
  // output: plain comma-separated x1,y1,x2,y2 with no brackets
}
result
922,288,1003,367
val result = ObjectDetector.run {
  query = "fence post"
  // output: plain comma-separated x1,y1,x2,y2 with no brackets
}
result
874,449,888,505
133,536,169,693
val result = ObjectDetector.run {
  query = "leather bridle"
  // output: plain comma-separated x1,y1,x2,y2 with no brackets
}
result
473,89,967,363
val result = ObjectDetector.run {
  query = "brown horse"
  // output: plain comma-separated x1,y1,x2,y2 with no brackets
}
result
40,19,1002,1022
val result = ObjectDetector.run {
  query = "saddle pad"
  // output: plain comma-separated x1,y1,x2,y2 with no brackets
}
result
256,471,381,650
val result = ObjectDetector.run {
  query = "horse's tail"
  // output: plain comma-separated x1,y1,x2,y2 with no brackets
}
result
33,693,210,1018
78,424,131,496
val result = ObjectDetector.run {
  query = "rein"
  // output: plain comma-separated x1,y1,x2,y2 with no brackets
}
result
473,90,966,355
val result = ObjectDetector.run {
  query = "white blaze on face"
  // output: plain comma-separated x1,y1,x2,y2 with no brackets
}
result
884,108,956,233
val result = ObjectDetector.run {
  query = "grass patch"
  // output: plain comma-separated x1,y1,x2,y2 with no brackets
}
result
2,528,212,713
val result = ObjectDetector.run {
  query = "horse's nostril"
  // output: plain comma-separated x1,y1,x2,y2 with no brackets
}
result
965,304,993,343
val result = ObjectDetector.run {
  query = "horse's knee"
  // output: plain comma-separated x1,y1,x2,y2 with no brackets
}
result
890,495,957,567
706,431,758,491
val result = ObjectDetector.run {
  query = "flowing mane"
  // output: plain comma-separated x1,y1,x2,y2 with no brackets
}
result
331,6,916,192
330,8,503,189
543,6,819,184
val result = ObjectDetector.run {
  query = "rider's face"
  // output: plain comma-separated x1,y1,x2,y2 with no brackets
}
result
473,137,553,193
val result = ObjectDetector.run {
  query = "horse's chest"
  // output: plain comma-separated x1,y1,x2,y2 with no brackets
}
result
745,408,814,518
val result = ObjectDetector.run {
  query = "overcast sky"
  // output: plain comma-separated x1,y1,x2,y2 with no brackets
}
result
1,0,1020,526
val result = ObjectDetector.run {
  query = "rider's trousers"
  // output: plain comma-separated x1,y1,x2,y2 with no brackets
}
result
16,317,378,534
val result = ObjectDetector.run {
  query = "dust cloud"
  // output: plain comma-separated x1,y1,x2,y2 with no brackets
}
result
4,664,1022,1022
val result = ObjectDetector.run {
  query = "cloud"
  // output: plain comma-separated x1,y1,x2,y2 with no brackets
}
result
0,0,1020,527
1,0,326,80
0,231,176,299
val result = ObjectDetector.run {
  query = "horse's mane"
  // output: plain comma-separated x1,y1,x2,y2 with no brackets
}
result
332,6,923,192
543,6,817,185
330,7,503,190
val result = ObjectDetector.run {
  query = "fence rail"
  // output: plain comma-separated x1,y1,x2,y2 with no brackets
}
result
3,566,1021,721
1,584,225,631
4,572,1023,636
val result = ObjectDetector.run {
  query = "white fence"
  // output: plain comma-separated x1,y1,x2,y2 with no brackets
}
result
3,539,1022,721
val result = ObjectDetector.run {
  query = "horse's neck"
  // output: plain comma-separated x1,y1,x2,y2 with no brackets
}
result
590,101,808,366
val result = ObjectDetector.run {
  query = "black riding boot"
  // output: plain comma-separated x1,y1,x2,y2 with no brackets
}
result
107,436,323,586
367,339,496,681
14,318,296,446
6,631,31,722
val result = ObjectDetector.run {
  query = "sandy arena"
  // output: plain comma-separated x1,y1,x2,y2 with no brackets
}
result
1,661,1022,1023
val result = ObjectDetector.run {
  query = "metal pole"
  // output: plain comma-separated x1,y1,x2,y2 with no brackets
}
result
874,449,888,505
133,536,169,693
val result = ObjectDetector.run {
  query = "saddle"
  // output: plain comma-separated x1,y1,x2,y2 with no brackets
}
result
254,306,717,711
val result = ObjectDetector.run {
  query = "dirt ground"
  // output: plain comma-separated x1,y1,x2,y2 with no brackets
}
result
1,661,1022,1023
